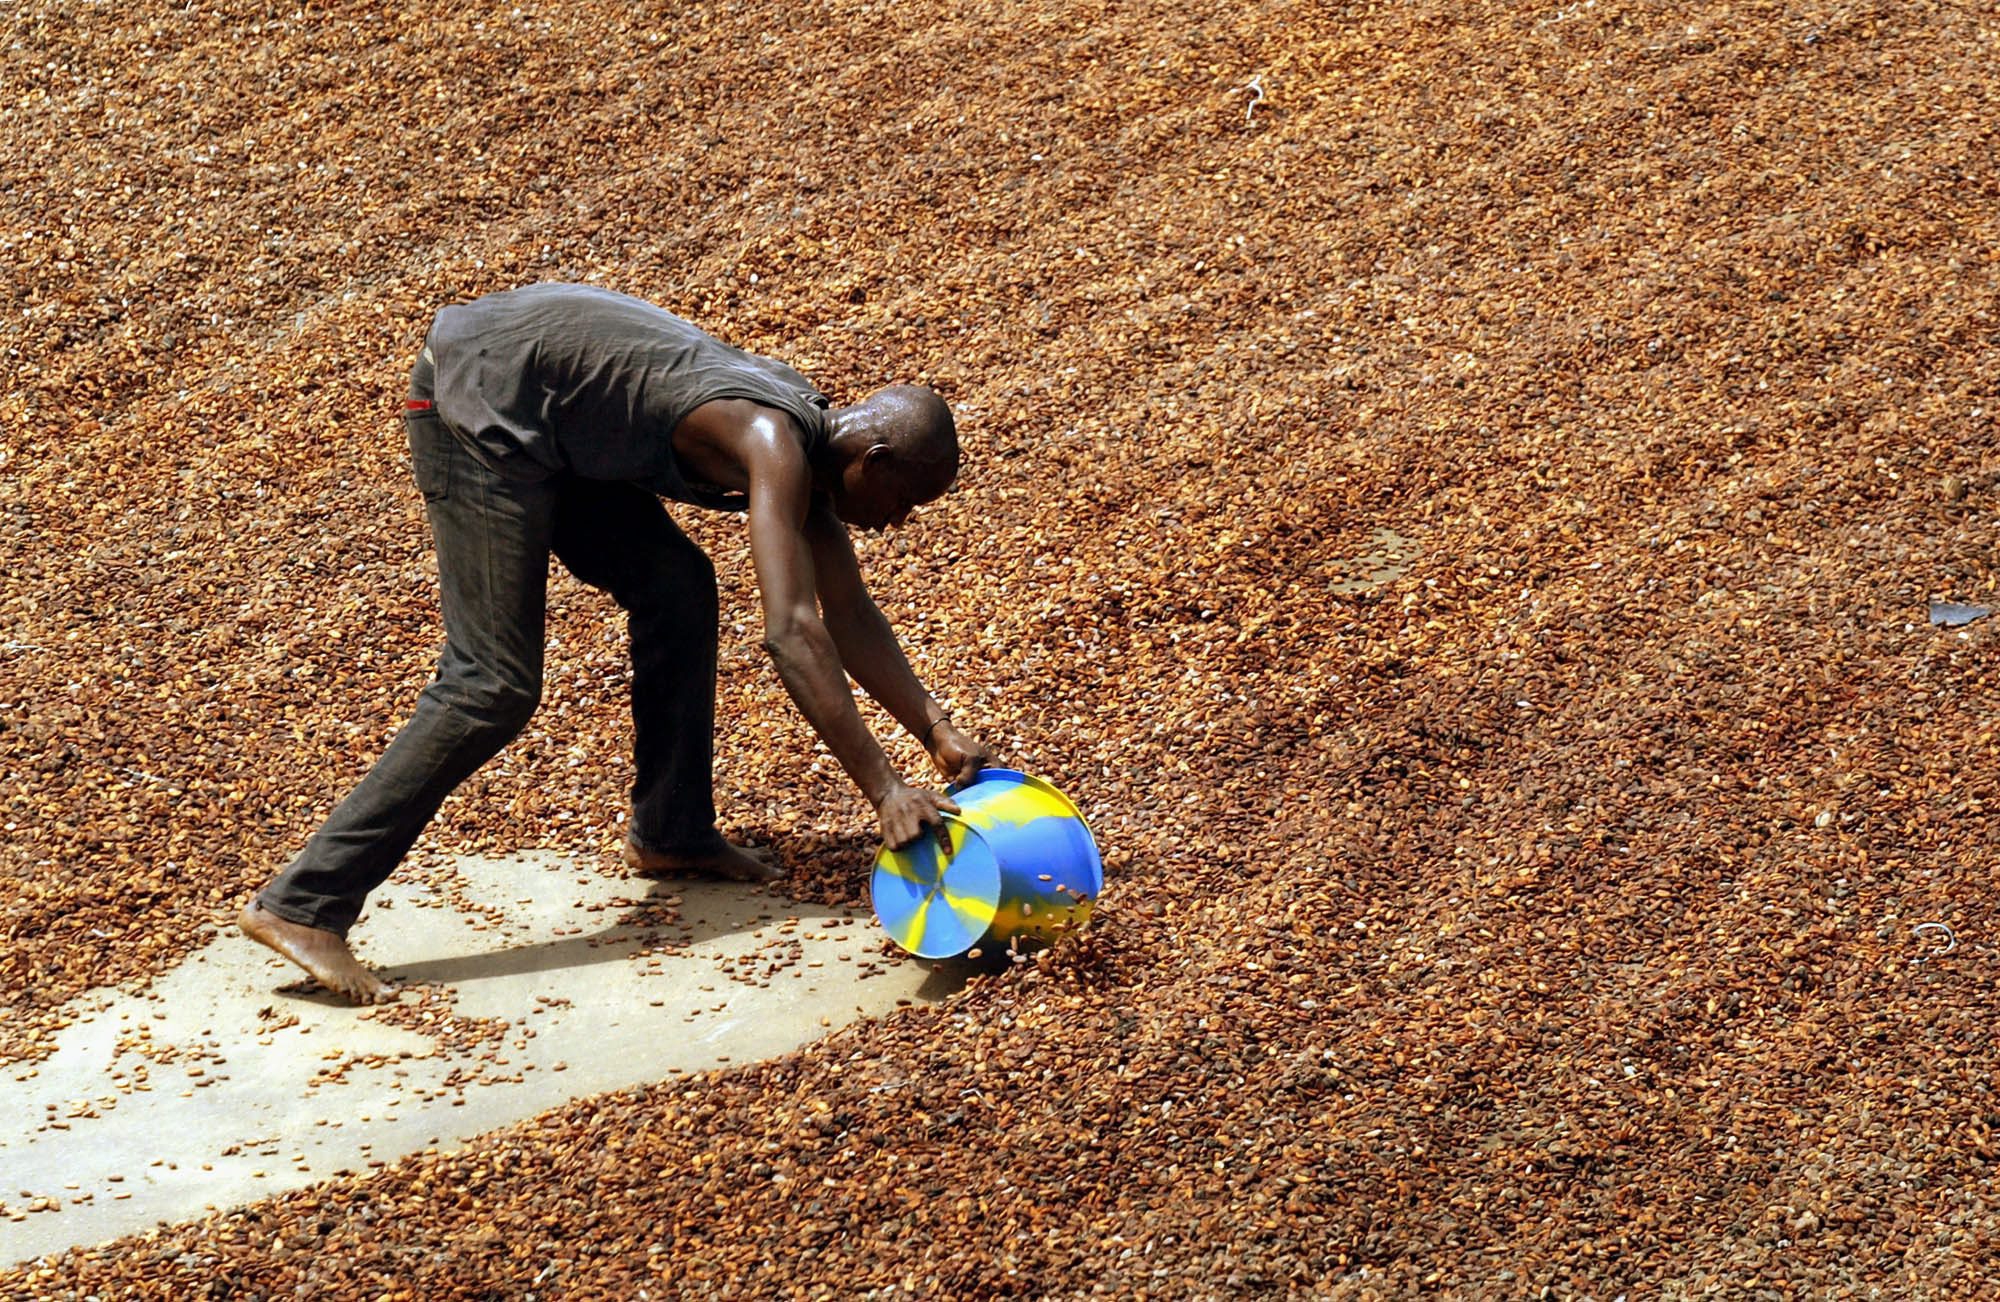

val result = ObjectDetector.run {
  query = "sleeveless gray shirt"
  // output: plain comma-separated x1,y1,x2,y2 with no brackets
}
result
423,283,830,511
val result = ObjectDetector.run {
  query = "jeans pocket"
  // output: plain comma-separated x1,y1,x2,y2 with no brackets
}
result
405,412,453,501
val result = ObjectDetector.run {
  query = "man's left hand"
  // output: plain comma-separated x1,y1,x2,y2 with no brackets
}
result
928,721,994,788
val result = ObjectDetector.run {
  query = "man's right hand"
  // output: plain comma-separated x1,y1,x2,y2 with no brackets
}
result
874,777,960,850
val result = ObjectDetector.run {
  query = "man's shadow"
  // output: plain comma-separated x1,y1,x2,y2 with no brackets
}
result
352,832,969,1003
373,876,783,988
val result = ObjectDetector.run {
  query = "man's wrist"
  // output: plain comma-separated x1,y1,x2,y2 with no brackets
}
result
860,766,904,806
920,715,952,744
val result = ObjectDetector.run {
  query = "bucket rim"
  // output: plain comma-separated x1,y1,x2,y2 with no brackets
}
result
950,767,1087,818
947,765,1026,797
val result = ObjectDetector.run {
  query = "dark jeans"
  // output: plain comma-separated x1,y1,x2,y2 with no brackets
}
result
257,358,726,935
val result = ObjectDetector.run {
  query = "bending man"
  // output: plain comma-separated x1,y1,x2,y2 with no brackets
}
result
241,282,991,1002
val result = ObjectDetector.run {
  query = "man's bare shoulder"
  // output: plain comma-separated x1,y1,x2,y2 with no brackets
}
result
675,398,810,492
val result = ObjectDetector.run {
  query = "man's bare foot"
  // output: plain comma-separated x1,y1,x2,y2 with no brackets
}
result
237,898,393,1004
622,831,785,883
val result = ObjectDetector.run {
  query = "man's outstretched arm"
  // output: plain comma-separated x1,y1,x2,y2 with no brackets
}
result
742,431,958,848
804,501,992,787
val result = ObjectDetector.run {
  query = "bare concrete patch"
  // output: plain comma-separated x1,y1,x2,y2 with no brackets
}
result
1,851,954,1264
1327,526,1420,594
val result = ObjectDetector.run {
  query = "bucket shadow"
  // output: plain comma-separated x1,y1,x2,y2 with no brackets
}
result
913,959,983,1001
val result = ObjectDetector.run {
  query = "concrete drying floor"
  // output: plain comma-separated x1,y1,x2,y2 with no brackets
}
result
1,851,960,1266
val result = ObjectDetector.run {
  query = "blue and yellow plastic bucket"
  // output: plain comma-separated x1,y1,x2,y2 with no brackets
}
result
869,768,1103,959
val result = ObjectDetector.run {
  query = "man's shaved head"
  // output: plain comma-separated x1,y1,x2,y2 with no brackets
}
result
865,384,958,483
824,385,960,530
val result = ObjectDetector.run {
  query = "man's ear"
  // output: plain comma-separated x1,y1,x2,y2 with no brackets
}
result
860,442,894,471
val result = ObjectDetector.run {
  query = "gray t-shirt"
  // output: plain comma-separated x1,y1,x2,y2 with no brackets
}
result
424,283,830,510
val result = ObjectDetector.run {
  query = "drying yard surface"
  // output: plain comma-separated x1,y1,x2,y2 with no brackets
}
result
4,0,1998,1295
0,854,955,1269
